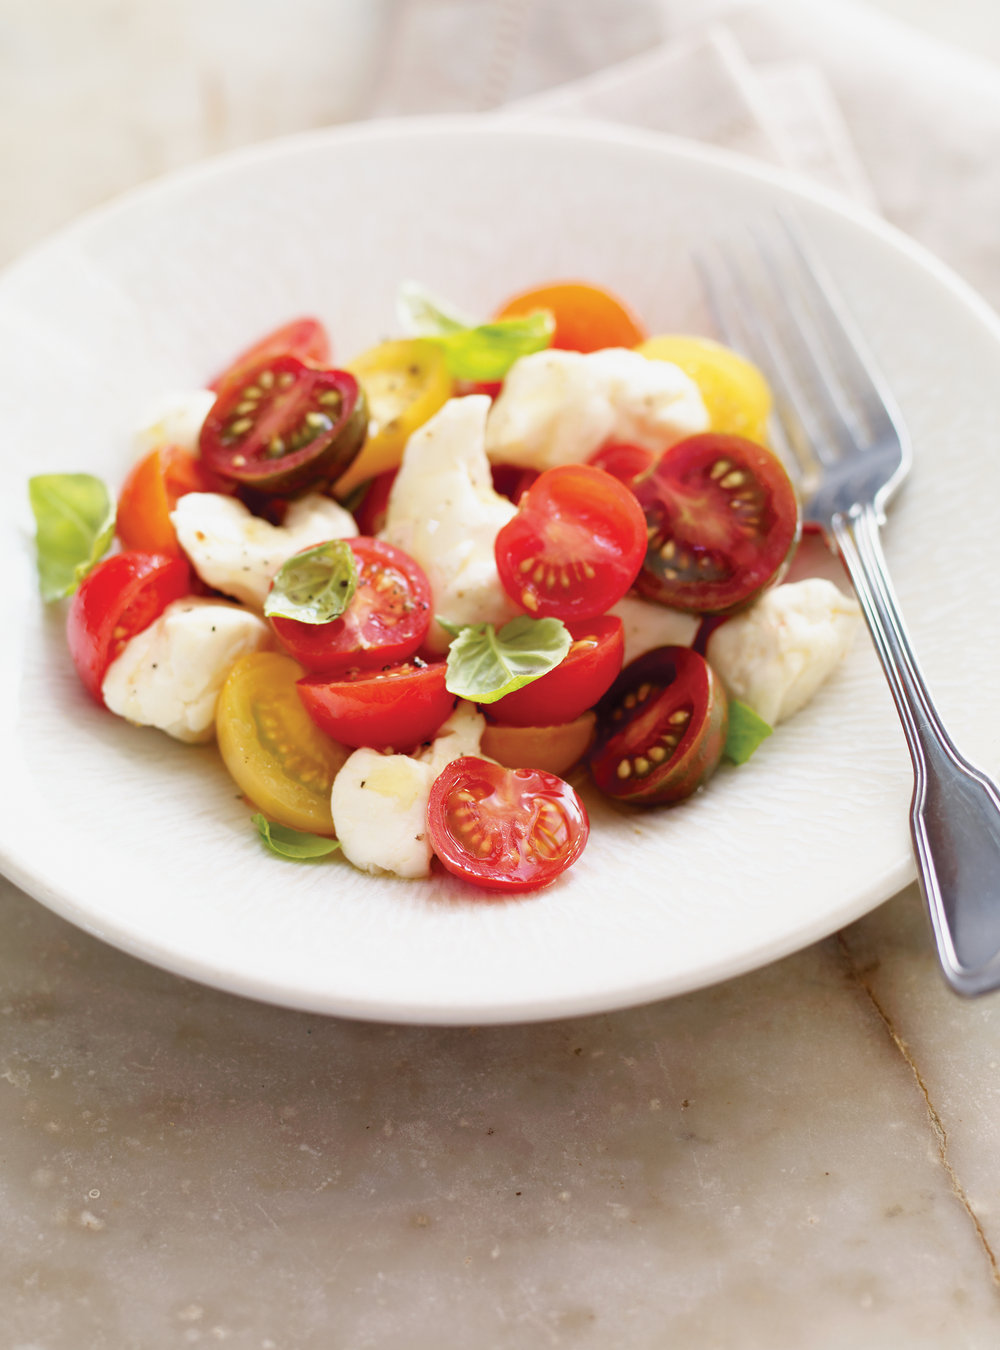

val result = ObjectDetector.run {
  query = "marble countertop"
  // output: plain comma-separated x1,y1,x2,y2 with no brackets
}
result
4,1,1000,1345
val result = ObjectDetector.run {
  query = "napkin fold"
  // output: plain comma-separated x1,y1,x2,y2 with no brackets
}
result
370,0,1000,305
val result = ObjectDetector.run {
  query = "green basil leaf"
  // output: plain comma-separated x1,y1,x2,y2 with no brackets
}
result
28,473,116,602
253,814,342,860
397,281,555,382
445,615,571,703
397,281,474,336
724,699,773,764
263,539,358,625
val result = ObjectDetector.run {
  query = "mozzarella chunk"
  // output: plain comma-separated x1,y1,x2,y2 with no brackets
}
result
332,749,437,879
609,593,699,665
171,491,357,609
706,579,861,725
417,700,492,775
101,599,271,743
380,396,519,653
332,701,490,879
484,347,708,470
132,388,216,456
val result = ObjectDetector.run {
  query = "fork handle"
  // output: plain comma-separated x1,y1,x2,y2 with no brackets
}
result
833,503,1000,995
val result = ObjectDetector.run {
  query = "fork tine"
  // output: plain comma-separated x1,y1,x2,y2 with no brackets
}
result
776,213,909,455
750,223,871,456
693,244,828,491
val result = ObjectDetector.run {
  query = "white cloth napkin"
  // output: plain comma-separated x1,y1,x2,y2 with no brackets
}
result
370,0,1000,308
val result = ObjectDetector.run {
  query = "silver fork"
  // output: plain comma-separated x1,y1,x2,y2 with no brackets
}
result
696,216,1000,997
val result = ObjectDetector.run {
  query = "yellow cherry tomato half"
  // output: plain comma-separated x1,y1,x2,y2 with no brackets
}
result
216,651,349,833
335,338,452,496
636,334,773,445
480,712,597,778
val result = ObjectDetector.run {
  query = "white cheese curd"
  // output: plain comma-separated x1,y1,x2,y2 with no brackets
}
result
332,702,490,880
171,491,358,609
101,599,271,743
609,593,699,665
331,749,437,879
379,395,520,653
484,347,709,471
417,700,492,774
706,579,861,726
131,389,216,456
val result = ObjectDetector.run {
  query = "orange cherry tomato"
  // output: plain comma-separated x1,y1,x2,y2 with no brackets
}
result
116,445,219,556
494,281,647,353
480,712,596,777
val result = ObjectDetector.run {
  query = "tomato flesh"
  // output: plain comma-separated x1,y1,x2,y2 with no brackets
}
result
352,468,398,536
297,661,454,751
117,445,221,555
633,433,800,614
491,462,540,506
427,756,589,893
210,317,331,396
216,652,348,833
494,281,647,352
488,616,624,727
495,464,647,621
66,551,191,704
588,442,655,485
199,354,367,496
589,646,728,806
270,537,431,676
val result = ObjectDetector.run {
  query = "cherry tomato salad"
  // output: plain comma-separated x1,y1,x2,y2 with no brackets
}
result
29,278,860,895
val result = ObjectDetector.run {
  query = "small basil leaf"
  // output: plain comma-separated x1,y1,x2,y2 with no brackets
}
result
435,615,466,640
445,615,571,703
397,281,474,337
724,699,773,764
397,281,555,382
253,814,342,860
28,473,116,602
264,539,358,625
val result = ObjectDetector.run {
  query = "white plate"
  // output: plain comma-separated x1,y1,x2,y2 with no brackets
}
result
2,117,1000,1024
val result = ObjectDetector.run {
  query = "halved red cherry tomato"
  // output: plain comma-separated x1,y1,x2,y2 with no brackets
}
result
66,551,191,704
491,462,540,506
427,756,589,893
495,464,647,621
297,661,454,751
209,317,331,395
116,445,221,555
270,538,431,676
488,616,624,727
588,442,655,485
632,433,800,614
199,354,367,496
589,646,728,806
352,468,398,536
494,281,647,352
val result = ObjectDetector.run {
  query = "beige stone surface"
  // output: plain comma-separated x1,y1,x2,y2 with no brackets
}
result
3,875,1000,1349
